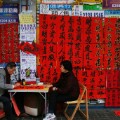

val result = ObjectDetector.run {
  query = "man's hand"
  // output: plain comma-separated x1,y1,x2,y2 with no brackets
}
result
14,82,21,87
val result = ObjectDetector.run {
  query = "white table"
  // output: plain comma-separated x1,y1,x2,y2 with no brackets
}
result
8,85,50,115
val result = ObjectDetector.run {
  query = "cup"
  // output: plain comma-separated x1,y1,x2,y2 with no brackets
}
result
36,78,40,84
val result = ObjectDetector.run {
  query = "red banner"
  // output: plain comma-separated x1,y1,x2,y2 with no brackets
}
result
0,23,19,63
38,15,120,100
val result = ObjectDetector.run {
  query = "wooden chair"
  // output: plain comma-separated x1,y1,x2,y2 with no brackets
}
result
64,83,89,120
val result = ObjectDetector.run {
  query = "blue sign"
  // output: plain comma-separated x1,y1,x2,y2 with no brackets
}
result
104,10,120,15
49,4,72,10
0,4,19,23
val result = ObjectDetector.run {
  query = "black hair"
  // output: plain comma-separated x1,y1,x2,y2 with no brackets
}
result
4,62,16,84
5,62,16,69
60,60,73,71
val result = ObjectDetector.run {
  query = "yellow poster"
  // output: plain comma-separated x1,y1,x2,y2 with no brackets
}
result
81,0,102,2
37,0,41,3
19,14,34,24
0,0,3,6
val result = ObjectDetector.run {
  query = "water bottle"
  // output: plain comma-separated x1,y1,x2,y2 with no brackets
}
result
35,72,40,84
22,79,26,85
36,77,40,84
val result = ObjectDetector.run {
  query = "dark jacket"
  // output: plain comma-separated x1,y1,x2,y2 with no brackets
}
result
53,72,80,99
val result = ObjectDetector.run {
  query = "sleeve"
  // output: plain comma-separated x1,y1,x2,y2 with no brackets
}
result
0,73,14,89
0,73,5,89
52,74,62,87
53,79,61,87
57,78,73,94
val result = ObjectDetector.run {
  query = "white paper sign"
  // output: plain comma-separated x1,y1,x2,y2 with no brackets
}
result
72,5,83,16
20,51,36,82
20,23,36,41
40,4,72,15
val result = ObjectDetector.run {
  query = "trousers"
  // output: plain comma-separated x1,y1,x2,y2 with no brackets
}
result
0,96,13,120
48,91,77,113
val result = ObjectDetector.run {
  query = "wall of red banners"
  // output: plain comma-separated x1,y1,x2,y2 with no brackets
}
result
38,14,120,106
0,16,119,106
0,23,19,63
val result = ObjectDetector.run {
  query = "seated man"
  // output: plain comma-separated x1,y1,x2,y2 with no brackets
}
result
0,62,28,117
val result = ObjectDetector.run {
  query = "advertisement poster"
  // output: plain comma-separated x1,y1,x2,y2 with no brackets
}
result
0,4,19,23
104,10,120,18
40,4,72,15
20,23,36,82
19,13,34,24
20,23,36,41
20,51,36,82
103,0,120,9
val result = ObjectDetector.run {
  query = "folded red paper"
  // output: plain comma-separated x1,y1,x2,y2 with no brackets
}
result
0,109,5,119
14,85,44,90
114,110,120,116
11,97,21,116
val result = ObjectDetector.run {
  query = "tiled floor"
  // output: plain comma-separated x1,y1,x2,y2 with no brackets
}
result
1,108,120,120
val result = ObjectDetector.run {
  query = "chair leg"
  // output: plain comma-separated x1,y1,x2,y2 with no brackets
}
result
64,103,80,120
64,84,89,120
85,92,89,120
64,104,68,114
64,104,71,120
64,104,89,120
70,103,80,120
78,93,89,120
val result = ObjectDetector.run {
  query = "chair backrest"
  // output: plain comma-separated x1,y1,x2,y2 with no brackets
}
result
77,82,87,104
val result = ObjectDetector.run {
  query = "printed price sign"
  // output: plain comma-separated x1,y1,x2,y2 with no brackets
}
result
82,11,104,17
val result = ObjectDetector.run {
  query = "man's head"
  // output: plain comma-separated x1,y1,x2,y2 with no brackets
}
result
5,62,16,75
60,60,72,73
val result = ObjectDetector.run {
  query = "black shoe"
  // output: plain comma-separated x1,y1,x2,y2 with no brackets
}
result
20,113,29,117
